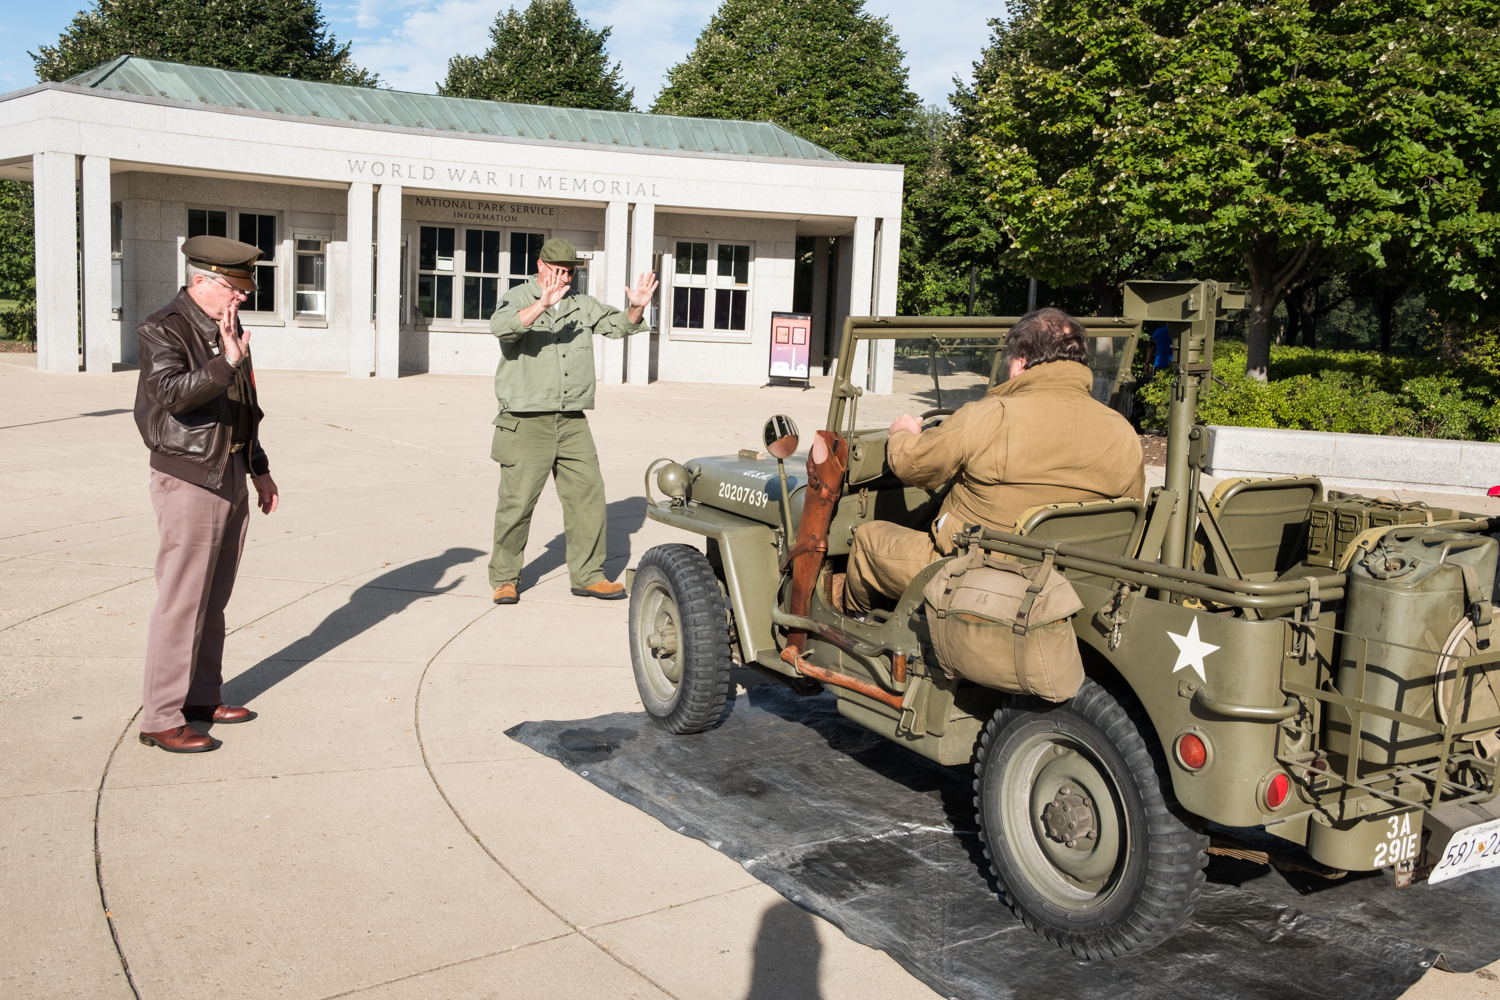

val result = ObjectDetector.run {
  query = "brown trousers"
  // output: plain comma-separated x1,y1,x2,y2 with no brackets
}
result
141,452,250,732
845,521,942,614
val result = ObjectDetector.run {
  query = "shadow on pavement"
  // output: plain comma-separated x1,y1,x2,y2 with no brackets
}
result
518,496,647,590
224,546,484,704
746,901,823,1000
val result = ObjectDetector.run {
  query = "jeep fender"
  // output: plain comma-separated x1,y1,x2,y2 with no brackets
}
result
645,502,781,662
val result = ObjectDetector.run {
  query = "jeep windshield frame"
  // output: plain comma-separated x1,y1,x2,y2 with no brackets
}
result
824,315,1142,435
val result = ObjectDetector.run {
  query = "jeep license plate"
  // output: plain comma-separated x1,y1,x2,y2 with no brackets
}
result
1429,816,1500,884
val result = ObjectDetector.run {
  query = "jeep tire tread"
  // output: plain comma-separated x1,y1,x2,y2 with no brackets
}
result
973,677,1208,959
629,544,732,734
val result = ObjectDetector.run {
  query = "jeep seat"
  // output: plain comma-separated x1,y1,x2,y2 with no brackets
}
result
1205,476,1323,580
1013,498,1147,590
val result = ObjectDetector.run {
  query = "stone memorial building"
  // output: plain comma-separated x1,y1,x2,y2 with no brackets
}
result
0,57,903,389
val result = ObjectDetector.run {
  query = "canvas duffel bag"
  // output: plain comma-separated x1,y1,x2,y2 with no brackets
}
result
922,546,1085,702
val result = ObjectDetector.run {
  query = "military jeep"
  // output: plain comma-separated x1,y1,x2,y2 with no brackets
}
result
628,280,1500,959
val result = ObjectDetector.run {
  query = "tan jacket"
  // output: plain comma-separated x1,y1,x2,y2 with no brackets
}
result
887,360,1144,553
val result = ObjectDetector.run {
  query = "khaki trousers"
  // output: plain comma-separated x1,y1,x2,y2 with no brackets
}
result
141,452,250,732
845,521,941,614
488,411,608,590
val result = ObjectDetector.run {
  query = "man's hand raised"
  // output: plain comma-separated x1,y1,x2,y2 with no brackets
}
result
626,271,658,324
537,265,571,308
220,298,250,366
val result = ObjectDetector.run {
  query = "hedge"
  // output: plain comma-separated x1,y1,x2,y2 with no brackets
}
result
1136,342,1500,442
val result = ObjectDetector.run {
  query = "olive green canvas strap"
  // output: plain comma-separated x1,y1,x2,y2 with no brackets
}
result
1012,548,1056,637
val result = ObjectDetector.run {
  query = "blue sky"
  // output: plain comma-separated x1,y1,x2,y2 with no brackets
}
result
0,1,1001,110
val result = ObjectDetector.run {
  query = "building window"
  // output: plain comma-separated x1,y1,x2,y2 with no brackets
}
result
675,242,708,276
672,241,708,329
188,208,226,238
417,225,455,320
713,243,750,332
237,213,278,313
509,231,543,289
673,287,705,329
671,241,750,335
294,236,327,317
463,228,502,320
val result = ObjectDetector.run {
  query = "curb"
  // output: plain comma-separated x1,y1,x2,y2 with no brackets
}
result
1203,425,1500,498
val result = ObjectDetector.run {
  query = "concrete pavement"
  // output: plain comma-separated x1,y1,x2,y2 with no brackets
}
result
2,351,1497,1000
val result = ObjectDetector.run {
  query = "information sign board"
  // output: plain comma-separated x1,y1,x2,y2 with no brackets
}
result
768,311,813,381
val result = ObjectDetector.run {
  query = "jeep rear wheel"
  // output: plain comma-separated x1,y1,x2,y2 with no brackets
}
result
629,544,732,734
974,678,1207,959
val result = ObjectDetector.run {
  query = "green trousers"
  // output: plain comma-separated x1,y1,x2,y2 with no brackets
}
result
488,411,608,590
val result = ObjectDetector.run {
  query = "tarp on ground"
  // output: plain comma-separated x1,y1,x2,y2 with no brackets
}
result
508,683,1500,1000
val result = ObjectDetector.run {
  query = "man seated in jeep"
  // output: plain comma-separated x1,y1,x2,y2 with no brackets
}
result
839,308,1145,615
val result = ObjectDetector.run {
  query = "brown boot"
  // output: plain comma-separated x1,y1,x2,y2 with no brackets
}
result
492,583,519,605
571,580,627,600
139,726,219,753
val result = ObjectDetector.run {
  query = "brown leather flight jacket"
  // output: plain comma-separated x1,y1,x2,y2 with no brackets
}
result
887,360,1144,554
133,289,270,490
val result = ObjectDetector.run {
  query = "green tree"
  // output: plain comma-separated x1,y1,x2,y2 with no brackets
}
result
653,0,921,164
0,181,36,341
972,0,1499,379
966,15,1174,316
32,0,377,85
439,0,632,110
654,0,926,310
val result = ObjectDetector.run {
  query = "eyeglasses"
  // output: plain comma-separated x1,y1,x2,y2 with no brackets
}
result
211,276,249,298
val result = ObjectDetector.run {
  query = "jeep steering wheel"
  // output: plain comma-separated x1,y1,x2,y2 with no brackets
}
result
920,408,956,430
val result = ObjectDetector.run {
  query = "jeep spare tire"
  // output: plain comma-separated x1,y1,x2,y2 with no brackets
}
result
629,544,733,734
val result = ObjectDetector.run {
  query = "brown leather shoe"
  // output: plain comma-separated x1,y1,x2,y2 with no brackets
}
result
139,726,219,753
493,583,519,605
571,580,627,600
183,704,256,724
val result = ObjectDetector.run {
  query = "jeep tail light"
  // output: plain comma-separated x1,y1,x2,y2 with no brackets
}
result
1265,772,1290,810
1176,733,1208,771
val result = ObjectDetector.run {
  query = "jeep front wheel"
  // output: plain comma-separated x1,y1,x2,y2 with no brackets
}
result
629,544,732,734
974,678,1207,958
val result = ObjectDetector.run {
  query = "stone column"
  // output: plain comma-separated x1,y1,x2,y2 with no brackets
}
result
625,201,654,385
374,183,402,379
599,199,629,384
346,181,374,377
847,216,876,389
868,216,901,395
34,152,78,373
81,155,113,373
809,237,828,375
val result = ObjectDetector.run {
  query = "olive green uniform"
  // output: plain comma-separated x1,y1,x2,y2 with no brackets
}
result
487,279,647,589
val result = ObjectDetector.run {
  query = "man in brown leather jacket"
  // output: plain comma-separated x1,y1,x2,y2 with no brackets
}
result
842,308,1145,614
132,235,280,753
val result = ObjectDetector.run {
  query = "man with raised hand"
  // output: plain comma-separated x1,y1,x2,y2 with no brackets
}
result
486,238,657,605
133,235,279,753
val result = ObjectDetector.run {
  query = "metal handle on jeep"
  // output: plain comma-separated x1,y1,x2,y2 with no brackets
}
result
1183,681,1300,721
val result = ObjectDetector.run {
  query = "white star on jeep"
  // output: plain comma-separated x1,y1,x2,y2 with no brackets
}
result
1168,619,1219,684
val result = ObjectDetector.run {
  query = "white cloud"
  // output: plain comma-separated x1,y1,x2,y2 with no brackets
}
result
335,0,1001,108
867,0,1002,107
350,0,499,93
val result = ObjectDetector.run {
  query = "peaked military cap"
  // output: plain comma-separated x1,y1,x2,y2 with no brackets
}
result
538,237,581,267
182,235,261,292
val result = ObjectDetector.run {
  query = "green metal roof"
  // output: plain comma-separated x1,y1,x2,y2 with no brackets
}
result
63,56,843,162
